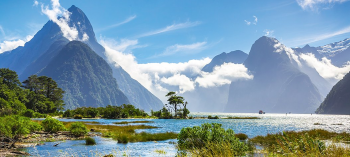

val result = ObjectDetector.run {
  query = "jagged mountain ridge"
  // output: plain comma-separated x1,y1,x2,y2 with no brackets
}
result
202,50,248,72
226,36,322,113
0,5,163,111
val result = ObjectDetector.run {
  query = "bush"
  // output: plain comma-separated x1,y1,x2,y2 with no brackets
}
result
28,121,42,132
23,109,35,118
69,122,88,137
208,115,219,119
235,133,248,140
41,117,65,133
178,123,248,156
74,114,83,119
85,137,96,145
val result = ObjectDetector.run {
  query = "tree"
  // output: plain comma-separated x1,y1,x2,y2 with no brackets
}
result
23,75,65,113
166,91,184,118
0,68,21,90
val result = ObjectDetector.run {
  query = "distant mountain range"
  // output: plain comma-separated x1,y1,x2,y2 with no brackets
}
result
226,36,322,113
0,5,163,111
1,5,349,114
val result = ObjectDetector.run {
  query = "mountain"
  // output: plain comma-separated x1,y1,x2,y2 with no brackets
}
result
202,50,248,72
184,50,248,112
226,36,322,113
0,5,163,111
316,71,350,115
38,41,129,109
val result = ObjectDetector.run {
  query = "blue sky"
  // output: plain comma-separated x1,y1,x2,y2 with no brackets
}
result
1,0,350,64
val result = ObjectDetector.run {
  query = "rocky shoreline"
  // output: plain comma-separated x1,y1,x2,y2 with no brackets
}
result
0,131,100,156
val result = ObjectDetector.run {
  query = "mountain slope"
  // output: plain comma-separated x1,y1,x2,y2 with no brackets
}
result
226,36,322,113
316,71,350,115
1,5,163,111
38,41,129,109
202,50,248,72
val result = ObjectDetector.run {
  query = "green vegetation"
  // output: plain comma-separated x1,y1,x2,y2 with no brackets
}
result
235,133,248,140
69,122,88,137
151,91,190,119
178,123,249,156
41,117,66,133
0,115,42,148
113,121,154,124
63,104,149,119
60,121,177,143
85,137,96,145
207,115,219,119
249,129,350,156
0,68,65,117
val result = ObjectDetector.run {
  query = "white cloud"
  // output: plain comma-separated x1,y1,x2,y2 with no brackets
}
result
244,20,251,25
195,63,253,88
274,41,302,66
82,33,89,41
100,37,253,100
161,74,195,93
296,0,349,10
244,16,258,26
41,0,78,41
0,35,33,54
264,29,275,37
33,0,39,6
97,15,136,32
299,53,350,81
253,16,258,25
138,21,201,38
151,42,207,58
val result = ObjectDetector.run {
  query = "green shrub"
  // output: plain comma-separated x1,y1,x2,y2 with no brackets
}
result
69,122,88,137
178,123,248,156
28,121,42,132
41,117,65,133
235,133,248,140
23,109,35,118
85,137,96,145
74,114,83,119
208,115,219,119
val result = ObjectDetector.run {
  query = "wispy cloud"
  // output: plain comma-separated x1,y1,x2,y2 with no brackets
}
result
97,15,136,32
0,25,5,37
40,0,79,41
138,21,201,38
150,42,207,58
244,16,258,26
264,29,275,37
33,0,39,6
287,25,350,46
244,20,251,25
253,16,258,25
296,0,349,11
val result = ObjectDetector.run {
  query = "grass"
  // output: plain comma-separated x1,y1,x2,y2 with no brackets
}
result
113,121,154,124
224,116,261,119
62,121,177,143
249,129,350,154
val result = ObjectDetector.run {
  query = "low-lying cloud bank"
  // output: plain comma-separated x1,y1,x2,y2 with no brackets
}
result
100,38,253,100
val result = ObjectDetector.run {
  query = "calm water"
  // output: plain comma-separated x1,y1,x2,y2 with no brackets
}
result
26,113,350,156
